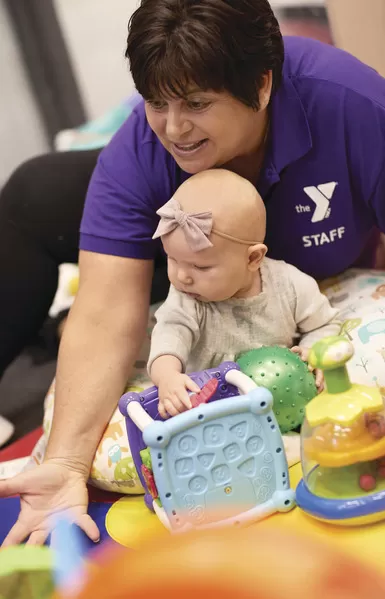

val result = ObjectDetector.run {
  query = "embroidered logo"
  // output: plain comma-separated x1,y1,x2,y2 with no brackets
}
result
303,182,338,223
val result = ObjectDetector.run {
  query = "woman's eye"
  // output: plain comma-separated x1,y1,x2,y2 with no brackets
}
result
187,100,210,111
147,100,167,111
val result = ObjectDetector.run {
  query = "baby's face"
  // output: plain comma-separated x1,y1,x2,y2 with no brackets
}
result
162,228,251,302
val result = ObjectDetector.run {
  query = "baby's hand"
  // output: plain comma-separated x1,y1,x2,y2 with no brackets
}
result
158,372,200,419
291,346,324,393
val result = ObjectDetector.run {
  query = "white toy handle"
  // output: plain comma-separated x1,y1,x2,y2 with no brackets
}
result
126,367,256,433
126,402,154,433
225,369,257,394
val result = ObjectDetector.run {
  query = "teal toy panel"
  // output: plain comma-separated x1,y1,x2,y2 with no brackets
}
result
143,388,295,531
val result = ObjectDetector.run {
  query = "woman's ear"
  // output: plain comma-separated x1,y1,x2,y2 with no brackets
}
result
258,71,273,111
248,243,267,271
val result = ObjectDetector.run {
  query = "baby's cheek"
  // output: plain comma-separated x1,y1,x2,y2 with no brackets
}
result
206,271,222,291
167,264,176,283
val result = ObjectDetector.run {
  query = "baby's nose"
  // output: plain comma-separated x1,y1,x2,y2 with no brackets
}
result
178,270,193,285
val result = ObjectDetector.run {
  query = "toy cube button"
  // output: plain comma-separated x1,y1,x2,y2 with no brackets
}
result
230,421,248,440
188,475,209,494
212,464,231,485
203,424,225,447
246,436,264,455
238,457,257,477
141,464,159,499
197,453,216,469
175,457,194,477
223,443,242,462
190,378,219,407
178,435,198,455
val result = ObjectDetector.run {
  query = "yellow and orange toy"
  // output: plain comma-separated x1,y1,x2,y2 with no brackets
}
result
71,526,385,599
296,336,385,525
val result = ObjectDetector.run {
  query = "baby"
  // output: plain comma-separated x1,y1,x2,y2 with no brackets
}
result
149,169,341,419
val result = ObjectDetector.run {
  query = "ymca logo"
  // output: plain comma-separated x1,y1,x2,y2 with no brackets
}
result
296,182,338,223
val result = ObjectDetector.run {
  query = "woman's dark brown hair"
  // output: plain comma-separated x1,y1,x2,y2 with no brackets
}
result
125,0,284,110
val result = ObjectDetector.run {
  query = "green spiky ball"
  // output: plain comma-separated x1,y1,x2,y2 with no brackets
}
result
237,346,317,433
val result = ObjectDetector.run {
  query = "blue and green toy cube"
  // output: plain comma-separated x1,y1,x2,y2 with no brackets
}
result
140,386,295,531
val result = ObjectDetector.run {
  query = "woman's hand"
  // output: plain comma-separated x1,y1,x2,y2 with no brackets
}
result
158,372,200,419
0,461,100,546
291,345,324,392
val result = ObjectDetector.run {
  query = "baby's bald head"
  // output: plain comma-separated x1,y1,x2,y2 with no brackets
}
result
173,169,266,245
160,170,267,301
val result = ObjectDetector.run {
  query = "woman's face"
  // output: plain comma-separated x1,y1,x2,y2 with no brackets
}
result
144,87,269,174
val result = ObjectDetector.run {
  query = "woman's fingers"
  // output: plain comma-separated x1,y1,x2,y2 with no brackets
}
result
2,520,30,547
0,474,26,498
76,514,100,543
26,529,49,546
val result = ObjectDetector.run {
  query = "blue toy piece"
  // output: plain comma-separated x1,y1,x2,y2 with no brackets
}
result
119,362,295,532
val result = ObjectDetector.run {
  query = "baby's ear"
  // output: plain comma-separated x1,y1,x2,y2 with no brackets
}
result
248,243,267,271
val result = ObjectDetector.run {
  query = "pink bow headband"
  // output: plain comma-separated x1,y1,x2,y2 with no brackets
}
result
153,197,261,252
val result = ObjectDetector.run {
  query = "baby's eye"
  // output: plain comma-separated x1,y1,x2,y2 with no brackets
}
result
193,264,211,271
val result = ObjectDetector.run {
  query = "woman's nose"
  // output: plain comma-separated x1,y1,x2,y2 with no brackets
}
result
166,109,192,140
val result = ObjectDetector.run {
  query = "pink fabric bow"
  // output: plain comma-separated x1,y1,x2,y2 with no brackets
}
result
153,197,214,252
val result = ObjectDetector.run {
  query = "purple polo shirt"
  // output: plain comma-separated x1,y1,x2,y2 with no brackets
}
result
80,36,385,279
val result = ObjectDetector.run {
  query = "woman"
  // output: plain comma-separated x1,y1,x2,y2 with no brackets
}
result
1,0,385,545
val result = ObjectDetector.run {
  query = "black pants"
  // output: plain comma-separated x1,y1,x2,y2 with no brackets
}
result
0,150,169,377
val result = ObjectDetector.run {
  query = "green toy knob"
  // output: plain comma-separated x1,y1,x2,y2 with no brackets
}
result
308,336,354,394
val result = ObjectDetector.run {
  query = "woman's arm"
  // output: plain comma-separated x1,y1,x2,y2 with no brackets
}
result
45,250,154,474
0,250,155,546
